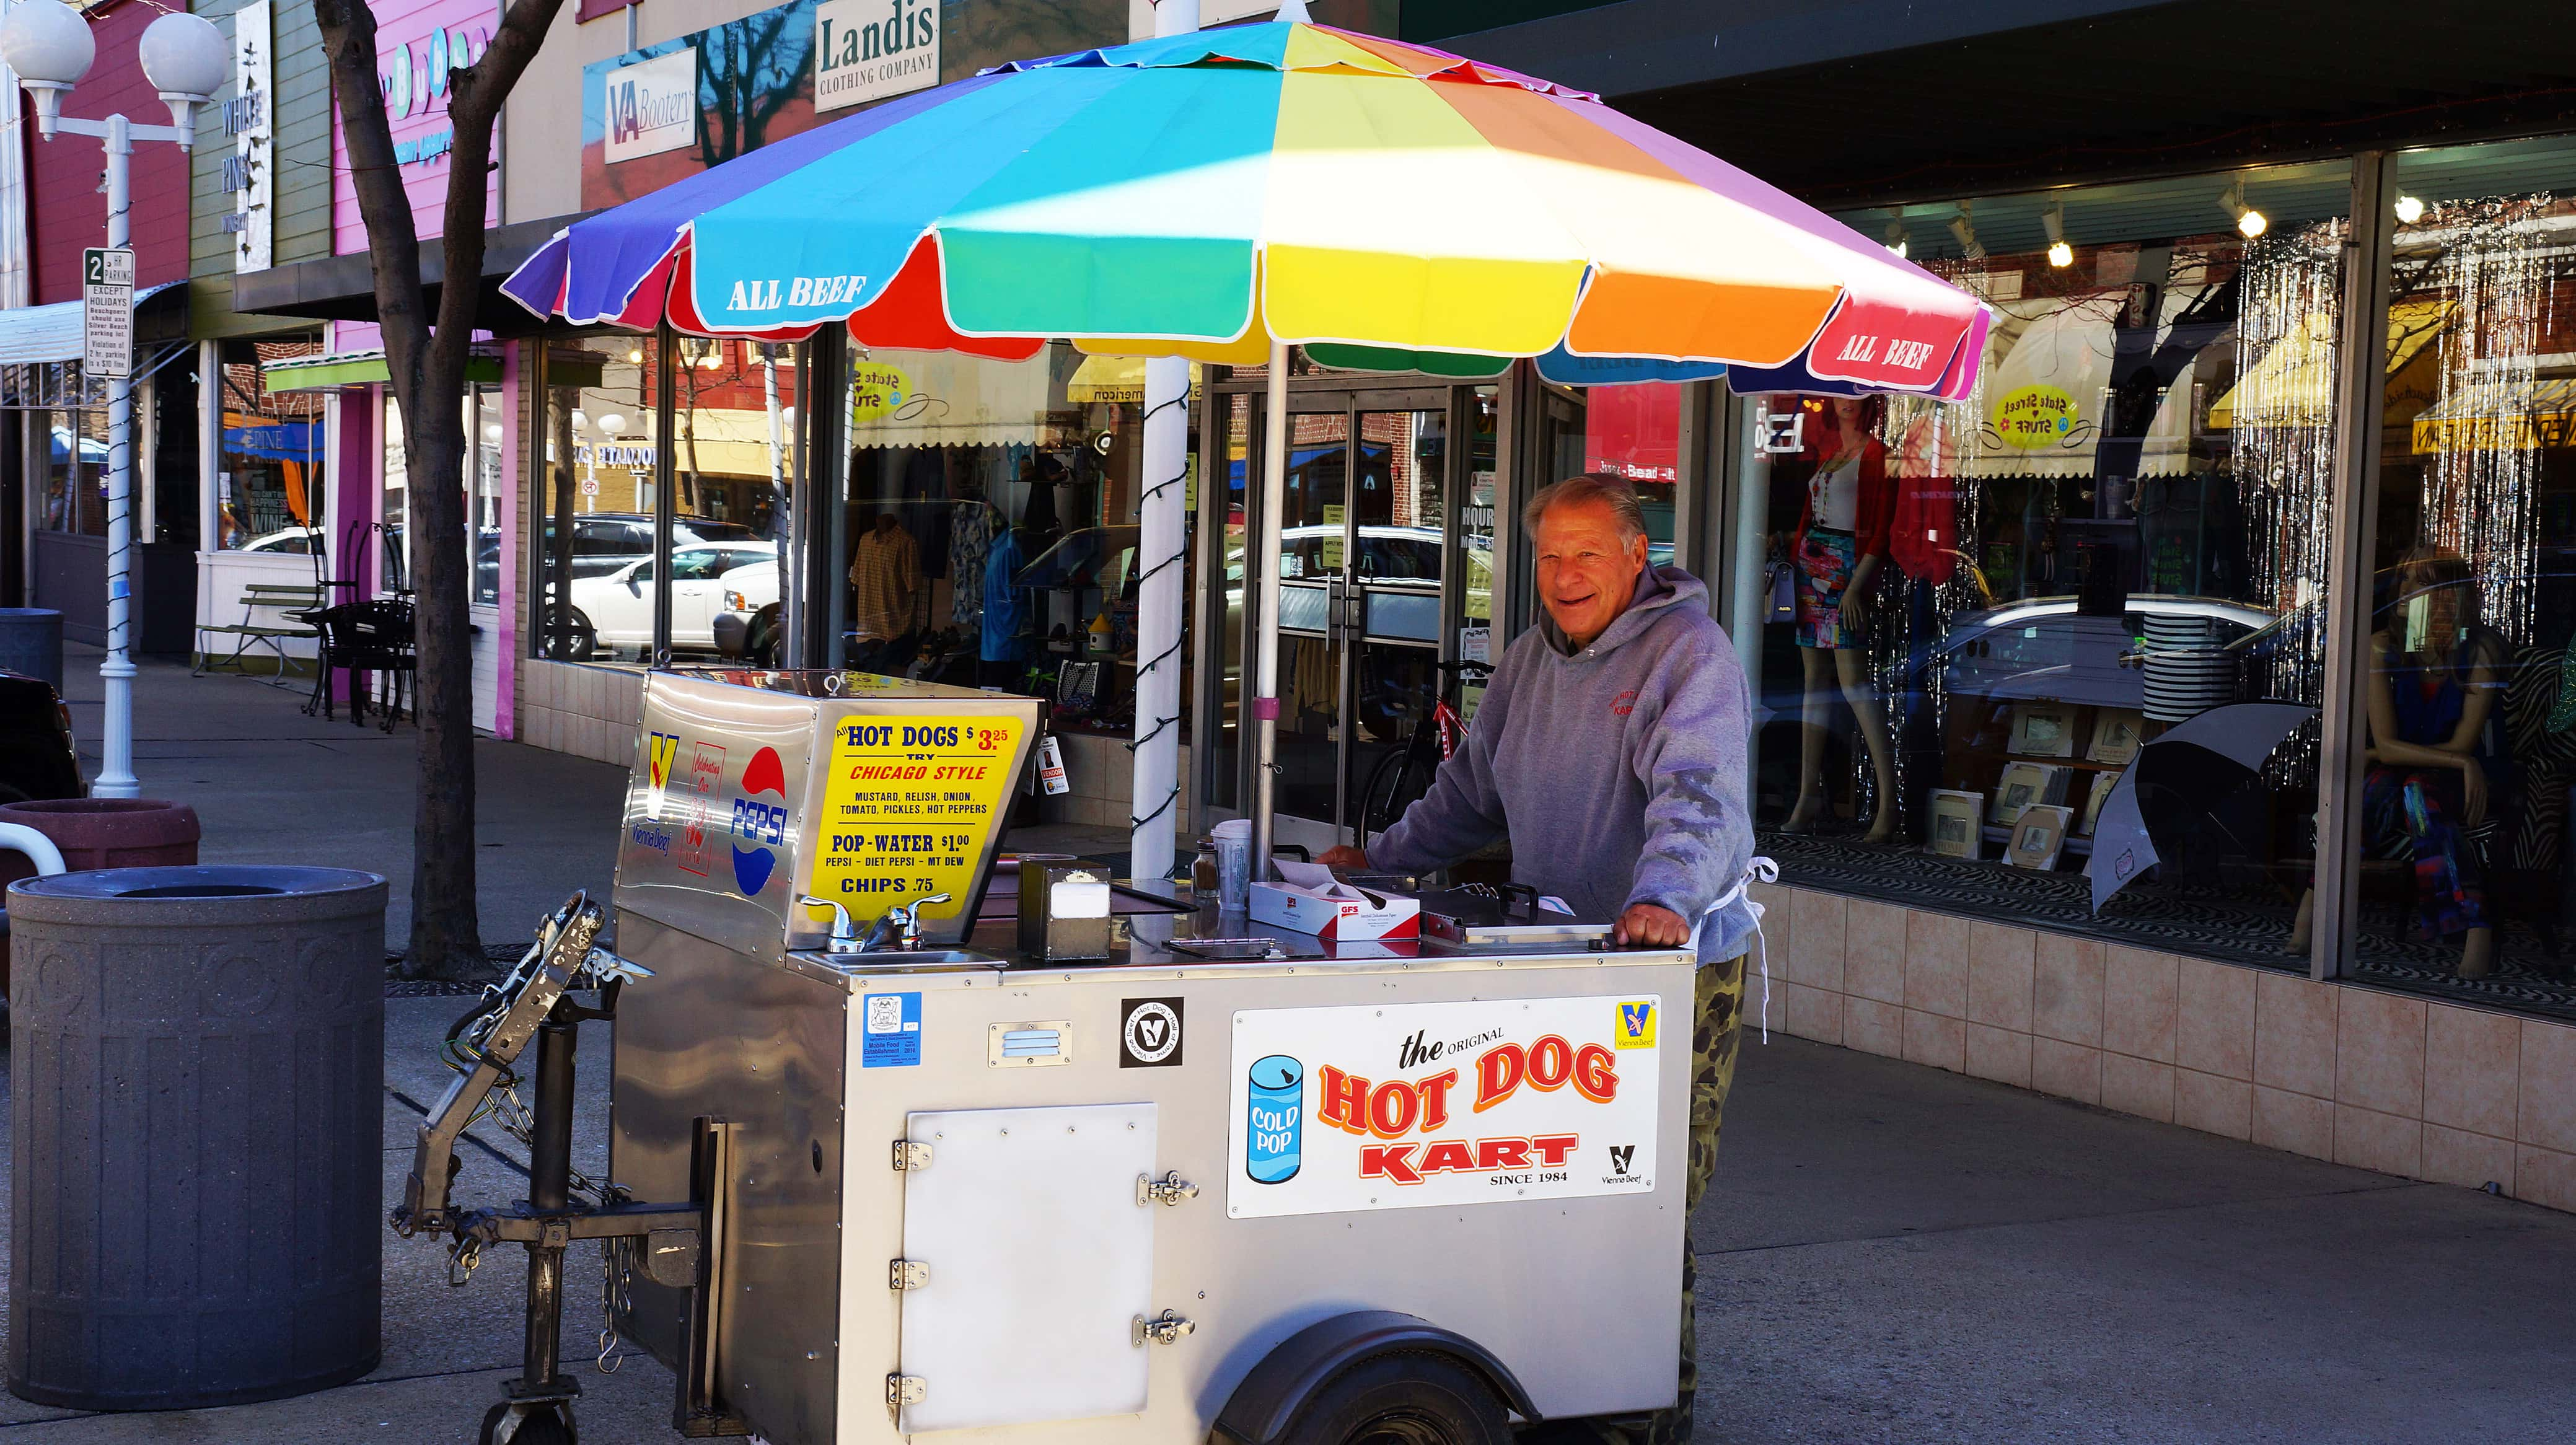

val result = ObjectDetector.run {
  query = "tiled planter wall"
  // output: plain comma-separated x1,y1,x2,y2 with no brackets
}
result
517,659,646,766
1752,883,2576,1214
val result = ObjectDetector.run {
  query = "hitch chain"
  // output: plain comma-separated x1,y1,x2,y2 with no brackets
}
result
447,1235,483,1288
597,1184,636,1373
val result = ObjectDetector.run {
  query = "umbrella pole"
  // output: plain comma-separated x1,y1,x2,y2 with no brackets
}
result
1249,341,1289,885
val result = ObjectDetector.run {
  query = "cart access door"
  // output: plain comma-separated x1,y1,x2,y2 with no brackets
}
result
895,1103,1160,1433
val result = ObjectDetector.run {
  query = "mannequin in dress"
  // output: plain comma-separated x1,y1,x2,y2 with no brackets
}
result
1783,395,1901,842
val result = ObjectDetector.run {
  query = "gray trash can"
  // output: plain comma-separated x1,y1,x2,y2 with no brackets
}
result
6,866,388,1410
0,608,63,691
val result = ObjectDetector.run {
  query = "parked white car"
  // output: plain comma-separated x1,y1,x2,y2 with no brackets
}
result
711,558,783,664
561,542,777,659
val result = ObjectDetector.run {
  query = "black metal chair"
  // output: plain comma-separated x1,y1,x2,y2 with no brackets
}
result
343,598,418,732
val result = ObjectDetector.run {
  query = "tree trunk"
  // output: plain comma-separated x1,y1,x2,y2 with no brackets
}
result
400,404,481,976
317,0,570,980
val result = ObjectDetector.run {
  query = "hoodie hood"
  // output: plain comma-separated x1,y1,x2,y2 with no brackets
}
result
1537,563,1709,657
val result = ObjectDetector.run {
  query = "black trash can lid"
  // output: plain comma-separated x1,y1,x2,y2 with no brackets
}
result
6,866,388,925
12,864,382,900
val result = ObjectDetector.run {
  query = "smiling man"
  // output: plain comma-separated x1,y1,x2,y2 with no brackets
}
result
1318,471,1756,1445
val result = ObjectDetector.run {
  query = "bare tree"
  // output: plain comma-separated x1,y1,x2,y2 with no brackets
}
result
316,0,569,979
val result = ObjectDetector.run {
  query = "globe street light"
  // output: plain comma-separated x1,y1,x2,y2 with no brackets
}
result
1,5,226,798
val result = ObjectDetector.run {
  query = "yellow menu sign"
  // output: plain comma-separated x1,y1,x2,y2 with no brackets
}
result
806,715,1024,923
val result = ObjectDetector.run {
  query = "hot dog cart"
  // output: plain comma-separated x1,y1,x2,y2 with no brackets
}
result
401,668,1694,1445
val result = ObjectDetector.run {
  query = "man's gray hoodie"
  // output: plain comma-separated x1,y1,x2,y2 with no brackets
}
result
1369,563,1757,964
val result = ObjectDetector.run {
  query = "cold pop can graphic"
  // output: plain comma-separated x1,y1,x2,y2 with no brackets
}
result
1246,1054,1303,1184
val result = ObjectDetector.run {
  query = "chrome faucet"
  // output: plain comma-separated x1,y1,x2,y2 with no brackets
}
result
798,896,864,952
861,894,951,953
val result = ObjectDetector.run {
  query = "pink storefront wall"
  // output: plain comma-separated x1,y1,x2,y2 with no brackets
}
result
331,0,503,253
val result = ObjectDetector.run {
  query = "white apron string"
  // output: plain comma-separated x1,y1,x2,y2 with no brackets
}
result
1685,856,1780,1044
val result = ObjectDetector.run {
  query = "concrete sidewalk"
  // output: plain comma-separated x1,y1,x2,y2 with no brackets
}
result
7,656,2573,1441
54,647,628,954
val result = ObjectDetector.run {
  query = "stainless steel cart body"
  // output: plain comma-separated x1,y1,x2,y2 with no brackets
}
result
606,672,1694,1444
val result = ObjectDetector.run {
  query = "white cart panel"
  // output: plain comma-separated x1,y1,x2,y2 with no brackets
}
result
897,1102,1160,1433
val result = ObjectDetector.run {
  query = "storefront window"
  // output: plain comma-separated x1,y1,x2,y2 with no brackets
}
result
40,403,105,538
380,379,509,602
530,337,682,665
1734,161,2351,963
218,339,328,553
2349,136,2576,1006
839,343,1176,734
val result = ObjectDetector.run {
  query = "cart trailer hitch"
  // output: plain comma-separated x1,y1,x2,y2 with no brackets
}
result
391,894,749,1444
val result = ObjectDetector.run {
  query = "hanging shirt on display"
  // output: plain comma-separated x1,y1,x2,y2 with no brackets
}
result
950,501,1000,625
981,527,1029,663
848,521,921,643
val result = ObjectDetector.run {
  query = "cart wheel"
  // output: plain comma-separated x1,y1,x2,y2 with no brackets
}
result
479,1399,576,1445
1291,1353,1510,1445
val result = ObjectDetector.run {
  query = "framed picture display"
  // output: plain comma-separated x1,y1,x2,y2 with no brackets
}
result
1990,762,2067,827
2010,702,2080,758
2079,771,2120,835
1928,790,1984,858
2007,803,2075,871
2086,708,2146,766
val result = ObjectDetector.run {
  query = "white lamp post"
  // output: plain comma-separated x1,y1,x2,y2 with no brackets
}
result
2,4,225,799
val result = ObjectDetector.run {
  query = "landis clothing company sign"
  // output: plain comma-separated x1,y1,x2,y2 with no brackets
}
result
816,0,941,113
580,0,946,209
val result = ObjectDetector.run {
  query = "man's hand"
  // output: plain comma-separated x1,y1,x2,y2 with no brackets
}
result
1317,845,1370,871
1615,903,1690,948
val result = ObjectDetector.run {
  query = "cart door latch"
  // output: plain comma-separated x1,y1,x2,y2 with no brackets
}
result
1136,1170,1200,1208
1132,1311,1197,1347
887,1374,927,1407
889,1258,931,1291
892,1140,933,1171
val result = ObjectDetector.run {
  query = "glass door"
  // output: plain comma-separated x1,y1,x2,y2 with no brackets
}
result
1271,408,1349,832
1257,394,1456,848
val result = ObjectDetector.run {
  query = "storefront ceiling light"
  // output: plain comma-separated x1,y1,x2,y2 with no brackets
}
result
627,348,644,364
2042,201,2072,267
1884,208,1907,259
2220,179,2267,238
2394,193,2426,224
1946,202,1984,261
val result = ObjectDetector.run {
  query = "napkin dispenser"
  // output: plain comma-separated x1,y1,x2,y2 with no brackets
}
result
1017,861,1115,962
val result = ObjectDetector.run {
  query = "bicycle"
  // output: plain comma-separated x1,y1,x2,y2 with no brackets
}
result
1357,658,1493,841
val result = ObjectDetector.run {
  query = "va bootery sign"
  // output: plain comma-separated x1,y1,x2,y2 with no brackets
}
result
815,0,941,113
1227,995,1663,1219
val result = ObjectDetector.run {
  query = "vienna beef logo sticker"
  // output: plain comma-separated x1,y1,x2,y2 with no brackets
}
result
1319,1034,1620,1186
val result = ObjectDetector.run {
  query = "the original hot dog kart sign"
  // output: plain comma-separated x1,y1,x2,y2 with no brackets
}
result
1227,994,1663,1218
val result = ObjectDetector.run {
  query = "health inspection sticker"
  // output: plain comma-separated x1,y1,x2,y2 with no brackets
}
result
805,716,1023,924
862,992,921,1068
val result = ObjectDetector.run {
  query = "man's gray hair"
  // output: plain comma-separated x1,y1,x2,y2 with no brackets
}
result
1522,472,1649,543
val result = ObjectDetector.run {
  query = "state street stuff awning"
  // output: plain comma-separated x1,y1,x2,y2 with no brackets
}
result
1065,354,1202,405
262,348,503,392
668,405,785,477
1969,291,2197,480
0,283,187,365
847,348,1052,449
2206,299,2448,429
2410,374,2576,452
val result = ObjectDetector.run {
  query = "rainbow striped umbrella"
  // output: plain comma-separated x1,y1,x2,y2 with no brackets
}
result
504,18,1985,395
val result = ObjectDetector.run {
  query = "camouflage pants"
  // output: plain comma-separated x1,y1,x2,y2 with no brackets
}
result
1535,951,1747,1445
